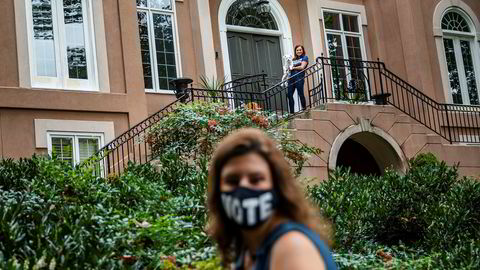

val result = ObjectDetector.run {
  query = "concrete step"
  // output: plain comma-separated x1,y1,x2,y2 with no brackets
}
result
396,114,411,123
425,134,443,144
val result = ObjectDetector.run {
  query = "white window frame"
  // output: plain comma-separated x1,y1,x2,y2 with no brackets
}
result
137,0,182,94
322,9,368,100
25,0,98,91
322,9,367,63
47,132,104,166
441,9,480,105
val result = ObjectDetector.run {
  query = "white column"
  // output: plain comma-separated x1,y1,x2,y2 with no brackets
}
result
195,0,217,79
304,0,323,59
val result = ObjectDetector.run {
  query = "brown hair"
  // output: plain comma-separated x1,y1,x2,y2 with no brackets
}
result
207,128,332,264
293,44,306,60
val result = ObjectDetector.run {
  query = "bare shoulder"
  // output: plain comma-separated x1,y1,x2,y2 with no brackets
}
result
269,231,326,270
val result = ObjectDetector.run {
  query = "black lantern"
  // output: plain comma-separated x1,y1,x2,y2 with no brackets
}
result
170,77,193,103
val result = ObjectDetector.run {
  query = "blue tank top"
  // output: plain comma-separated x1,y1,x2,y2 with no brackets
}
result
235,222,337,270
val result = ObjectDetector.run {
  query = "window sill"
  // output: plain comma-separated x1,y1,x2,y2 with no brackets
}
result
31,87,100,93
145,89,175,95
31,83,100,92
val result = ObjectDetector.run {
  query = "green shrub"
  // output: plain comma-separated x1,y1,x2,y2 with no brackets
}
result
307,153,480,269
0,157,214,269
0,102,321,269
146,102,322,178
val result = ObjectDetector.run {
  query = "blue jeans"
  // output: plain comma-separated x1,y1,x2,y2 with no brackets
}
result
287,78,306,113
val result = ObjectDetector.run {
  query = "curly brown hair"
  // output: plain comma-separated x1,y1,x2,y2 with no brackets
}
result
206,128,332,264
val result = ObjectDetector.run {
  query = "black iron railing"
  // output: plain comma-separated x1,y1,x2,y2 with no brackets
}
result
83,57,480,176
81,75,268,176
317,57,480,144
378,64,479,144
80,97,190,177
221,74,267,92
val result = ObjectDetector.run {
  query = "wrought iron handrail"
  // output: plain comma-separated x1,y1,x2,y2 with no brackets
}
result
221,73,267,92
380,66,480,143
83,57,480,177
80,74,267,176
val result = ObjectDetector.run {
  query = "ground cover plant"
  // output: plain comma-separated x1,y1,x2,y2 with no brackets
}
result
1,101,479,269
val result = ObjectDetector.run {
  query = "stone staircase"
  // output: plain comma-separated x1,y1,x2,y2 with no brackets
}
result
287,103,480,183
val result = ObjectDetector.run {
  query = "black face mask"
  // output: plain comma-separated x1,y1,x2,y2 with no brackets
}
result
220,187,278,229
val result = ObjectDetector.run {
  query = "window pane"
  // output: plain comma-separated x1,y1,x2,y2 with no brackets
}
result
443,39,463,104
324,12,341,30
164,40,174,52
158,65,167,77
346,36,364,80
342,15,359,32
149,0,172,10
136,0,147,7
137,11,153,89
159,78,169,90
79,137,100,163
167,65,176,78
64,0,88,79
153,13,176,90
327,34,348,99
32,0,56,77
346,36,362,61
460,40,479,105
165,53,175,65
51,137,74,166
327,34,344,59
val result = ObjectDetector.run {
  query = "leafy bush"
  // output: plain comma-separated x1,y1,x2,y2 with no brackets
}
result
146,102,322,177
307,153,480,269
2,99,479,269
0,157,214,269
0,102,322,269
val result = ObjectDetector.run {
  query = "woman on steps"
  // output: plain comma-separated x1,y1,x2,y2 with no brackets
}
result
207,128,337,270
288,45,309,113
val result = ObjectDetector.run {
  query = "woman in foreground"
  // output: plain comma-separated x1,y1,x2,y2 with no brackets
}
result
207,128,337,270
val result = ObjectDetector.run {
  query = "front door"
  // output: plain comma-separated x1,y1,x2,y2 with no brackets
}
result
227,32,283,84
227,32,284,108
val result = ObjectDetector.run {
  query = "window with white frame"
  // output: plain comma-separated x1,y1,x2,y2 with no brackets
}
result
27,0,97,90
323,11,364,61
136,0,180,92
322,10,367,99
441,10,480,105
47,132,103,166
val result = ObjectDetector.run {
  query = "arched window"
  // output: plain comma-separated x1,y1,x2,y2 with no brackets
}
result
226,1,278,30
441,10,479,105
442,11,471,32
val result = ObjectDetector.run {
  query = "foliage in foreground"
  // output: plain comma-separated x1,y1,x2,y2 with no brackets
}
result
0,158,216,269
0,101,320,269
146,101,322,177
1,100,479,269
308,153,480,269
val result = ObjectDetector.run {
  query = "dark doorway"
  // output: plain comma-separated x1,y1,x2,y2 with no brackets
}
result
336,138,381,176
